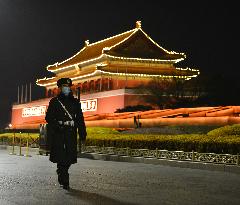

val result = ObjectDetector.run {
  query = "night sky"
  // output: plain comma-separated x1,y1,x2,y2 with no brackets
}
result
0,1,239,128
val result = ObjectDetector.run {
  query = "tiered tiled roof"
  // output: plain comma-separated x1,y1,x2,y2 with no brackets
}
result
105,29,184,60
47,29,136,71
47,22,185,71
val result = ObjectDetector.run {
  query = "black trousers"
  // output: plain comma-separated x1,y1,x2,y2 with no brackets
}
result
57,163,71,185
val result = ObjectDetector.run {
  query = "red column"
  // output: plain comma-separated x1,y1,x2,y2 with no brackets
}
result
71,84,76,96
87,81,90,93
102,78,105,91
79,83,82,93
45,89,48,98
83,81,87,93
96,79,100,92
109,78,112,90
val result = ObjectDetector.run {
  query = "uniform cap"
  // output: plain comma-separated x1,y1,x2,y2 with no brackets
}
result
57,78,73,87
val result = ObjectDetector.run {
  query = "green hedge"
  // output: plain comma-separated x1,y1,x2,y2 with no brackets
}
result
86,127,120,135
207,124,240,137
121,125,220,135
1,126,240,154
0,133,39,146
84,134,240,154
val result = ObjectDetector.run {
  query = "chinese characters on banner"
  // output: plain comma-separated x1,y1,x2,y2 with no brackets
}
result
21,99,97,117
22,106,47,117
80,99,97,112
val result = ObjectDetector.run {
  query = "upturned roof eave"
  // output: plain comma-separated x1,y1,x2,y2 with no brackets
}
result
105,54,185,64
36,66,199,88
46,27,186,72
104,28,186,62
46,28,136,72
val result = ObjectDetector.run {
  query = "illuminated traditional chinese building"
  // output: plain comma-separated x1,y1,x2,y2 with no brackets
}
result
36,21,199,113
11,21,200,129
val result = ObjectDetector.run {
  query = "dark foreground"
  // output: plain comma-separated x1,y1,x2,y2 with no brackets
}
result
0,149,240,205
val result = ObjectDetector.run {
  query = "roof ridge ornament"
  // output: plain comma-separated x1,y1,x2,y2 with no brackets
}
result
136,21,141,29
85,40,90,47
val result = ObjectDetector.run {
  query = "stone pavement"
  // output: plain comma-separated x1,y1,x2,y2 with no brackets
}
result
0,149,240,205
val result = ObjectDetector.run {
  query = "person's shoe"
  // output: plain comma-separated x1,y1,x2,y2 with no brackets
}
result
56,169,64,186
58,175,64,186
63,184,70,190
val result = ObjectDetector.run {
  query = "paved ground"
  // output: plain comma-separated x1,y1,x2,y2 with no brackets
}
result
0,149,240,205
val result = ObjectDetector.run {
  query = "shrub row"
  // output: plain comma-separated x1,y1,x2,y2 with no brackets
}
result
84,134,240,154
0,133,39,147
207,124,240,137
1,125,240,154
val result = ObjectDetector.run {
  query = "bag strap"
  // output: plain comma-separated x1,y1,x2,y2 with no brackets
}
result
56,98,73,120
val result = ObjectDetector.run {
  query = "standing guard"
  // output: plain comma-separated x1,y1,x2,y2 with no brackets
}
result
45,78,87,190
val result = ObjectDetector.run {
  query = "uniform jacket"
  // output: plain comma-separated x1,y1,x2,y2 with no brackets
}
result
45,92,87,164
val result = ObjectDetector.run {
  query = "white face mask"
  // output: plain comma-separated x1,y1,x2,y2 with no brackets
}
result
61,86,71,96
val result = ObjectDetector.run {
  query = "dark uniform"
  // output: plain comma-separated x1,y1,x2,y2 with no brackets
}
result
45,78,87,190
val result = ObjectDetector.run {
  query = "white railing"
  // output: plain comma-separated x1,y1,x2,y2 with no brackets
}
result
82,146,240,166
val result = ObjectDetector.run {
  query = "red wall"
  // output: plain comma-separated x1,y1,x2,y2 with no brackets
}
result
11,98,50,127
11,90,147,128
